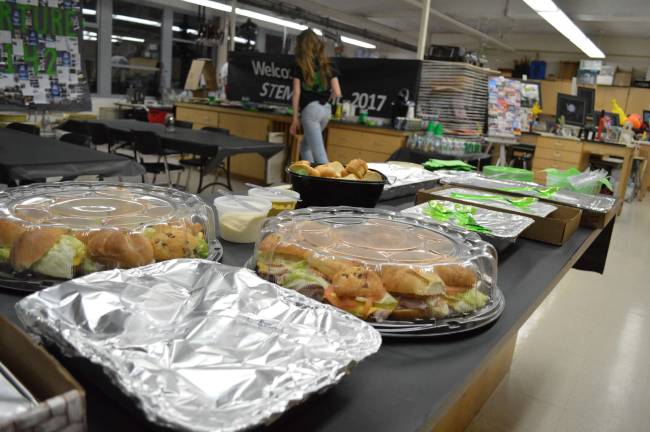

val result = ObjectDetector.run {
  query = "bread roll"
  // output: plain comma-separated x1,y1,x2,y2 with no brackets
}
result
10,228,66,272
345,159,368,178
0,219,26,248
85,230,154,268
434,264,477,289
315,165,338,178
390,308,431,320
324,161,345,177
258,234,310,259
331,266,385,298
381,266,445,296
307,254,357,279
362,171,383,182
289,163,320,177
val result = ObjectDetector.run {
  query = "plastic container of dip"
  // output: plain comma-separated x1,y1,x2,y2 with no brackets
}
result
214,196,272,243
248,188,300,216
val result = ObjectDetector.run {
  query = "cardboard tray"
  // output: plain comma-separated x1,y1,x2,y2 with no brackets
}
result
441,177,619,229
0,317,86,432
417,185,582,246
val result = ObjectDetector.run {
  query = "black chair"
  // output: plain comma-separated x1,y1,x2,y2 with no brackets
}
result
179,127,232,192
60,133,92,147
131,130,183,186
509,144,536,170
7,122,40,135
60,119,90,136
175,120,193,129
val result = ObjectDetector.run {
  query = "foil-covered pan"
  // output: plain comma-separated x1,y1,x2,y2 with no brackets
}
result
402,200,534,252
16,259,381,432
368,162,445,201
440,171,616,213
431,187,558,217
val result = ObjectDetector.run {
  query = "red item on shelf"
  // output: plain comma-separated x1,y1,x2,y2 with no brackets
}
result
147,109,167,124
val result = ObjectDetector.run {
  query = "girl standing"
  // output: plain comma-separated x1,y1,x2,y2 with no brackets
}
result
290,29,341,164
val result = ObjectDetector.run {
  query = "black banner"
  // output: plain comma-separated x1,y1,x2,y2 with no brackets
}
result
227,52,420,118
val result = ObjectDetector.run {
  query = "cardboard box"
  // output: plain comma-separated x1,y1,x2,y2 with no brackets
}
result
0,317,86,432
416,186,582,246
580,198,622,229
613,71,632,87
440,177,621,230
184,59,217,99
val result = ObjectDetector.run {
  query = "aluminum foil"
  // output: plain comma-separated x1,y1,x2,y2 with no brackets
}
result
440,171,616,213
16,259,381,432
402,200,534,250
368,162,445,200
431,187,558,217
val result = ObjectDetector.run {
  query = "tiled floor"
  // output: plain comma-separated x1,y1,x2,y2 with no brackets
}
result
467,197,650,432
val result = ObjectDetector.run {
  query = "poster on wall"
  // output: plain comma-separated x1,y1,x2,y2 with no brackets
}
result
487,76,521,137
0,0,91,111
227,52,420,118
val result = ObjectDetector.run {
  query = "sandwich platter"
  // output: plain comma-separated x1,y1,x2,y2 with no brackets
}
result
0,182,222,292
253,207,504,338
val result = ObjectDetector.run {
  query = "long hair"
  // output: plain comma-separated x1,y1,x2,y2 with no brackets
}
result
295,29,331,89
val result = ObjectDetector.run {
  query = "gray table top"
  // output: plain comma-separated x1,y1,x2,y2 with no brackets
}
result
0,128,144,182
0,195,601,432
83,119,285,161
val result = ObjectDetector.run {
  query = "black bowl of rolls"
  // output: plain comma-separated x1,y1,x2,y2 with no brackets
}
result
286,159,387,208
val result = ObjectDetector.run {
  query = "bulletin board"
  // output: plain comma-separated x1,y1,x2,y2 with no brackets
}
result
0,0,91,111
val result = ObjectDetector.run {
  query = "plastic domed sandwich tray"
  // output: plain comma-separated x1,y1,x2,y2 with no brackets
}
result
0,182,221,292
253,207,504,337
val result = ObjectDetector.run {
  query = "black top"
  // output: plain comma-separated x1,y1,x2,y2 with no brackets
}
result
0,129,144,183
291,60,339,110
0,193,611,432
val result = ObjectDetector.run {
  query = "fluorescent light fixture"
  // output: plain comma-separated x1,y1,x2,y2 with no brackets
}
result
312,28,323,36
112,35,146,43
340,35,376,49
522,0,604,58
82,8,96,16
235,8,307,31
172,25,182,32
113,14,161,27
182,0,307,31
187,29,199,35
180,0,231,12
233,36,256,45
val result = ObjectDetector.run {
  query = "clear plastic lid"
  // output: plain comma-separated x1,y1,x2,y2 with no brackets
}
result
0,182,219,281
254,207,497,322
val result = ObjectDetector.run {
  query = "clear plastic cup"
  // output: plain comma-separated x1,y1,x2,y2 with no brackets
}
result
248,188,300,216
213,196,272,243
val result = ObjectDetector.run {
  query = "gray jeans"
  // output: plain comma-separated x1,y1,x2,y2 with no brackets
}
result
300,101,331,164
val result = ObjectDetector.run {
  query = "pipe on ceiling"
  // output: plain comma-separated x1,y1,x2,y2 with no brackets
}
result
401,0,516,52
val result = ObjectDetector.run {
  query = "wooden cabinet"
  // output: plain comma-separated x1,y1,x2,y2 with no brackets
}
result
217,113,271,181
326,126,406,163
540,80,572,116
594,86,629,113
527,135,588,172
176,106,219,126
625,87,650,115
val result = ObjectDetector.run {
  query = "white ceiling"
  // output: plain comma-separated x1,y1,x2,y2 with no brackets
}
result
276,0,650,52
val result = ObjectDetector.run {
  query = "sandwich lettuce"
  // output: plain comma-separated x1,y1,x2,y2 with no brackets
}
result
194,232,209,259
281,262,329,290
31,235,86,279
446,288,489,314
0,247,9,263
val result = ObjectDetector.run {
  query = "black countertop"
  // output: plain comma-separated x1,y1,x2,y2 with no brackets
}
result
0,195,602,432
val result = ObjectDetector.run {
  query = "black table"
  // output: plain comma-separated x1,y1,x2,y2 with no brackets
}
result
80,119,285,171
0,195,610,432
0,128,144,184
